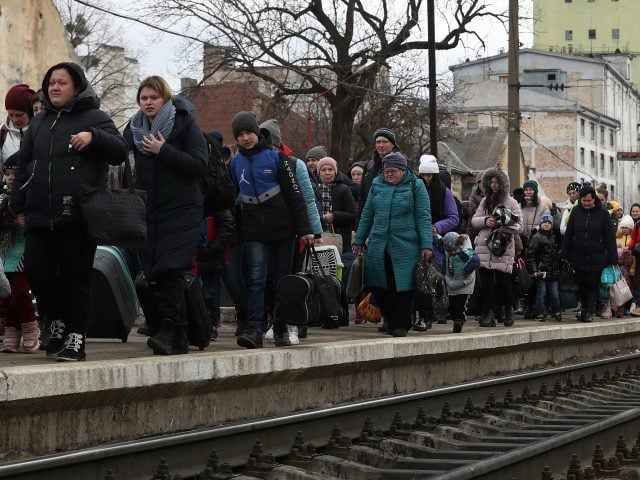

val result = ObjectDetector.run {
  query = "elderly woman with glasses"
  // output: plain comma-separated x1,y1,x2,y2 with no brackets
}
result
353,152,433,337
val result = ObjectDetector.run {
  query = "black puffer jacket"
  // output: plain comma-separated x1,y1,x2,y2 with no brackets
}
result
525,230,561,279
319,175,356,252
560,198,617,272
11,63,128,229
124,96,207,279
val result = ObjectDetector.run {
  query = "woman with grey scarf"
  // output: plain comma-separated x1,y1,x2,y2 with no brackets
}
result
124,75,208,356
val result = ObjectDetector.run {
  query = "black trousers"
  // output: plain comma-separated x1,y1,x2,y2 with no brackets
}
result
371,250,413,332
23,226,96,334
449,294,469,321
574,270,601,314
479,268,514,311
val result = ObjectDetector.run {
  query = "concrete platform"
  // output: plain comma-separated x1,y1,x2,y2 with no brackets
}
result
2,315,640,460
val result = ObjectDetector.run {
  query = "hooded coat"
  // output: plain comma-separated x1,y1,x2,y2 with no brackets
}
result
11,62,128,231
124,95,208,280
470,168,523,274
355,169,432,292
560,196,617,272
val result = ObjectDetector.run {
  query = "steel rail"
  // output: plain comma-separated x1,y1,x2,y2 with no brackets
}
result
2,352,640,479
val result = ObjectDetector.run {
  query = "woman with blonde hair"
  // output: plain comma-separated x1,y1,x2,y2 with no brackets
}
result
124,75,208,355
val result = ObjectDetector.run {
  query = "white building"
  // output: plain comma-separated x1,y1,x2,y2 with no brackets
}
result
450,49,640,207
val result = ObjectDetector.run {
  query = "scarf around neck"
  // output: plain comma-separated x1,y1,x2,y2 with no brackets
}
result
129,100,176,155
321,183,334,230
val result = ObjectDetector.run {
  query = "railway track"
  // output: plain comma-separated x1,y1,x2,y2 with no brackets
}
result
3,352,640,479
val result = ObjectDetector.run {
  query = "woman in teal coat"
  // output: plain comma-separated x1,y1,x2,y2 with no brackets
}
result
353,152,433,336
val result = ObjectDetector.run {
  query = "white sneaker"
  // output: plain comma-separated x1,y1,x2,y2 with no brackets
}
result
265,327,274,341
287,325,300,345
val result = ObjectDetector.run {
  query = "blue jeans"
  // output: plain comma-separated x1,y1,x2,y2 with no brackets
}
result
245,238,295,334
535,278,561,315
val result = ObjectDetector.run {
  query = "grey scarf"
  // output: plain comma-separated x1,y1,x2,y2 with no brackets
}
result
129,100,176,155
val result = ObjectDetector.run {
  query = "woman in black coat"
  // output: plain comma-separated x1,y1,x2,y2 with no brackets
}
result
560,185,617,323
316,156,356,253
11,62,129,361
124,76,207,355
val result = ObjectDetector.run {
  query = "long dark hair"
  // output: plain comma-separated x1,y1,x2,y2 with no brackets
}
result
422,174,446,222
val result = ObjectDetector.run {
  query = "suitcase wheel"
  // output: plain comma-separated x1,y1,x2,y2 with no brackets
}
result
199,346,205,351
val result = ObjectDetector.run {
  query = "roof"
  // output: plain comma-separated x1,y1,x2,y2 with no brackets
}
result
187,83,316,158
440,127,508,173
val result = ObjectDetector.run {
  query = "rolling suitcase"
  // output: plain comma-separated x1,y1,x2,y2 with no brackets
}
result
136,272,212,351
88,246,138,342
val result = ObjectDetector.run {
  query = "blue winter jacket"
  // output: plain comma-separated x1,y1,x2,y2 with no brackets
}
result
355,169,433,292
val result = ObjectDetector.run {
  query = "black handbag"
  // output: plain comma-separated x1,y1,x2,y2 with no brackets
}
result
80,158,147,250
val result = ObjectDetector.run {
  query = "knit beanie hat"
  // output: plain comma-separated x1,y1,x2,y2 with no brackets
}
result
231,111,260,139
349,164,364,175
259,119,281,148
619,214,634,229
317,156,338,173
382,152,407,171
418,154,439,174
306,145,327,160
539,213,553,225
373,127,396,146
523,179,538,193
5,84,35,115
566,181,581,193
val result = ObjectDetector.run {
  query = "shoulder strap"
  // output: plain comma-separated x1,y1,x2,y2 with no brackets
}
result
0,125,8,148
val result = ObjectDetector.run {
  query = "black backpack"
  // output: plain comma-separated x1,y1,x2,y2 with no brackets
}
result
202,132,236,216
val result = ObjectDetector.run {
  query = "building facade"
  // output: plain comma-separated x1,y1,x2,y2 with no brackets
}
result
533,0,640,88
450,49,639,207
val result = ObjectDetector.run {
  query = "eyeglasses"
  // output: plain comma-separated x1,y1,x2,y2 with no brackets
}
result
384,168,401,175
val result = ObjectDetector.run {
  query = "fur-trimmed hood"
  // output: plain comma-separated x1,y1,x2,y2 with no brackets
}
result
481,167,510,199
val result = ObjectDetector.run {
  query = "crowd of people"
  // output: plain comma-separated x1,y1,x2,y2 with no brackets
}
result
0,62,636,361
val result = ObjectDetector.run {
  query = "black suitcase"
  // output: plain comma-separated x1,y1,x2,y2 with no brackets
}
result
136,272,212,351
88,246,138,342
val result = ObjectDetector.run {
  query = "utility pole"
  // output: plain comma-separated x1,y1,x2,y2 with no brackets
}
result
507,0,521,185
427,0,437,157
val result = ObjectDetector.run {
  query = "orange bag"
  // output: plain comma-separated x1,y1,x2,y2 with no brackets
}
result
357,292,382,324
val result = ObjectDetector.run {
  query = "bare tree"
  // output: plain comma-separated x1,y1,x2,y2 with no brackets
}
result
55,0,140,128
141,0,507,163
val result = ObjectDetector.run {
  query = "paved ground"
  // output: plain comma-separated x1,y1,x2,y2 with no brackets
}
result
0,312,632,367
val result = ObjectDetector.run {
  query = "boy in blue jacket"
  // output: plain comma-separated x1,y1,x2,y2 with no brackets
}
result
442,232,480,333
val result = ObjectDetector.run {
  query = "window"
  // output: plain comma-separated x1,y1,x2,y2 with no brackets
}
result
589,29,597,40
600,126,605,145
612,29,620,40
590,122,595,141
565,30,573,41
580,147,585,166
548,73,557,81
590,150,596,168
580,119,585,136
565,0,571,2
610,129,615,147
611,185,615,196
610,156,615,175
600,153,605,172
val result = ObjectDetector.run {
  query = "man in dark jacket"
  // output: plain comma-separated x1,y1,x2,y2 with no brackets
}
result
357,127,398,221
560,185,617,323
229,111,313,349
12,62,129,361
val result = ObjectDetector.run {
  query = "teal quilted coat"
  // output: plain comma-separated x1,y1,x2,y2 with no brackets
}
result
355,169,433,292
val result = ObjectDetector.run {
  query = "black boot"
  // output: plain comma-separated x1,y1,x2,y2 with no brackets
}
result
503,306,515,327
495,306,505,324
171,319,189,355
147,318,175,355
413,312,428,332
453,319,464,333
479,309,495,327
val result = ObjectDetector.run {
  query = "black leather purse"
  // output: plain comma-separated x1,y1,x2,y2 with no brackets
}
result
80,159,147,250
